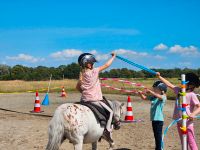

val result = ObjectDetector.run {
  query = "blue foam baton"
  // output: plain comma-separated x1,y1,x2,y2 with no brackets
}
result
161,115,200,150
195,115,200,119
116,55,157,75
161,118,182,150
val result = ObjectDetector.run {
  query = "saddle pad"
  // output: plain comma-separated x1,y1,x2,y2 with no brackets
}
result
76,101,110,127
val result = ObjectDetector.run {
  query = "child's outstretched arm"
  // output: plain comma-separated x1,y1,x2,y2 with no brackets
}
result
189,103,200,119
189,94,200,120
146,89,164,100
99,53,116,72
156,72,176,90
138,91,147,100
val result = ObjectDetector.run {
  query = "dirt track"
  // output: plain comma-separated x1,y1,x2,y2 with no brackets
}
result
0,93,199,150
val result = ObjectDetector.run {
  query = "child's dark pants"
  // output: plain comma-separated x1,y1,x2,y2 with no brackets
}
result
152,121,163,150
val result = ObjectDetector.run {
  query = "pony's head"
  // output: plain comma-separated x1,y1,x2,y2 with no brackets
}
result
109,100,125,130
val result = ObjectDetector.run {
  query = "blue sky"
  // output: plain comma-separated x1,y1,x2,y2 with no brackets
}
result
0,0,200,69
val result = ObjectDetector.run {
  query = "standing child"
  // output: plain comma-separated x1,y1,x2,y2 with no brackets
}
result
157,72,200,150
138,81,167,150
76,52,116,142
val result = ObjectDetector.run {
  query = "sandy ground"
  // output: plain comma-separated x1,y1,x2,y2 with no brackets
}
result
0,92,200,150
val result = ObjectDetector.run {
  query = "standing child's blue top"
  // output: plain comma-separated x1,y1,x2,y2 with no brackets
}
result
148,95,167,121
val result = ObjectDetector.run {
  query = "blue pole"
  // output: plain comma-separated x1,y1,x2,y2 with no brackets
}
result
116,55,157,75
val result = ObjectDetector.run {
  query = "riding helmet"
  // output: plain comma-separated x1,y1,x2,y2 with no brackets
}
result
153,80,167,93
78,53,97,68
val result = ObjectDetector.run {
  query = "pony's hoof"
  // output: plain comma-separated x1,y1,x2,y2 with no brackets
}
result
111,142,115,147
108,142,115,150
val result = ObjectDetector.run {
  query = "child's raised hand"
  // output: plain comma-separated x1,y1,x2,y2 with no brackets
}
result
146,89,151,94
156,72,160,77
138,90,143,95
188,114,195,121
111,52,116,57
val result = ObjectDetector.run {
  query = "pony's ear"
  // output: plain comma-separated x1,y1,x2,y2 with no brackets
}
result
121,103,125,107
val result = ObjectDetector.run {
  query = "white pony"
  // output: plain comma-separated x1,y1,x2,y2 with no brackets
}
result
46,100,125,150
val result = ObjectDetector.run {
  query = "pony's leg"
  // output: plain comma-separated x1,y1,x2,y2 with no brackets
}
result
92,141,98,150
108,142,115,150
46,125,64,150
74,142,83,150
108,131,114,150
74,137,84,150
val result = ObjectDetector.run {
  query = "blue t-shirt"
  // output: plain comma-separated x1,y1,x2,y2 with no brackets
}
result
148,95,166,121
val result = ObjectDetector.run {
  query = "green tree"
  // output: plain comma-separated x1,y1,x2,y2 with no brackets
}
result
64,63,80,79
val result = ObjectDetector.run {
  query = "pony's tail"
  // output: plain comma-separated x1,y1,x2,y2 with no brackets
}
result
46,109,65,150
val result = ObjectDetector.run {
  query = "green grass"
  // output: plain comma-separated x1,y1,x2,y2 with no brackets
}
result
0,79,77,93
0,78,199,100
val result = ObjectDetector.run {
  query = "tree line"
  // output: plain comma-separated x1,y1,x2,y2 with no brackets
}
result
0,63,199,81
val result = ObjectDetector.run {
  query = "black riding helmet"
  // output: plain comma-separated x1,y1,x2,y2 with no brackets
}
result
78,53,97,68
153,80,167,93
185,73,200,88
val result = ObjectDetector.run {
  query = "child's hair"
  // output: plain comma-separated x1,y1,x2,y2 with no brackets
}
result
79,71,83,81
153,80,167,94
185,73,200,89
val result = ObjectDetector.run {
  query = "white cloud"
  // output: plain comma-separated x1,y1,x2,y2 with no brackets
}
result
90,50,98,55
6,54,44,63
153,43,168,51
96,54,110,61
50,49,83,59
113,49,135,55
86,50,109,61
169,45,200,56
50,49,108,61
50,48,152,62
113,49,164,60
113,49,149,57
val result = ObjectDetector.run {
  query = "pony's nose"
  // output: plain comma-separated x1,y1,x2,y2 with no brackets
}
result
113,121,121,130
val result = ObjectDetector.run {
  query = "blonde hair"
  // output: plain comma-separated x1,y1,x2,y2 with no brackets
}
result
79,67,87,82
79,64,94,82
79,69,83,82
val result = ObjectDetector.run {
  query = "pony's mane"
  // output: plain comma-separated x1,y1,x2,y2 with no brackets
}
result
108,100,121,114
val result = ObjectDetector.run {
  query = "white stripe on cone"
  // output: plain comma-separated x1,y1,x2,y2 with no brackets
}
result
126,111,133,116
127,103,132,107
34,103,40,107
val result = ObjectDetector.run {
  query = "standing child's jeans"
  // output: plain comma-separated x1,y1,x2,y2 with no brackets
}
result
152,121,163,150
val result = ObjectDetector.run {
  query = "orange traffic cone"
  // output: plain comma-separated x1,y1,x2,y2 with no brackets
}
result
60,86,67,97
30,91,43,113
125,96,134,121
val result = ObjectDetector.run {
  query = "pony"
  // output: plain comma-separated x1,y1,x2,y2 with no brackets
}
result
46,100,125,150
